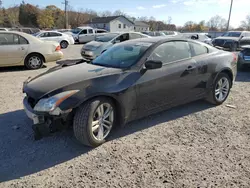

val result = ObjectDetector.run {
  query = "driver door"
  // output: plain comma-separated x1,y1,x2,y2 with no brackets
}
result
0,33,28,66
135,41,200,117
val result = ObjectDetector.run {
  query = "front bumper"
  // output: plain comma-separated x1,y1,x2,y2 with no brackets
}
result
23,97,45,124
23,97,71,139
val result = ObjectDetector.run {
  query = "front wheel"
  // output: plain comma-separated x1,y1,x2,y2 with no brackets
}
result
206,73,232,105
73,97,115,147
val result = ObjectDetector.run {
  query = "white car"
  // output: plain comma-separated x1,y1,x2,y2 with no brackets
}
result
0,31,63,69
182,33,212,45
34,31,75,49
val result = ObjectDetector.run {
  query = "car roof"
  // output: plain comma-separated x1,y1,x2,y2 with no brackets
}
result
0,31,41,42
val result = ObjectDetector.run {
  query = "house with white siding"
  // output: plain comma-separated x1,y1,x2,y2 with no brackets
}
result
134,21,149,32
85,16,135,32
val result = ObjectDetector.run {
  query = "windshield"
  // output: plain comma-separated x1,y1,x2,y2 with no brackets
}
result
92,42,152,68
222,32,241,37
71,28,82,34
95,33,119,42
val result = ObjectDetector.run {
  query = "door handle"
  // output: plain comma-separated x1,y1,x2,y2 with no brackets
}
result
19,47,25,50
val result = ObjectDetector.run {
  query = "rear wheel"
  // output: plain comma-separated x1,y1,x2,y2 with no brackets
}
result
25,54,43,70
60,41,69,49
73,97,115,147
206,73,231,105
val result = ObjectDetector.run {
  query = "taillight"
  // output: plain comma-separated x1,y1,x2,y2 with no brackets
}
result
55,46,61,51
232,52,238,62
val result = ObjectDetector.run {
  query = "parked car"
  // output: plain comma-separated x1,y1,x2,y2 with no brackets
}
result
70,26,108,43
238,45,250,70
142,31,179,37
146,31,166,37
9,27,40,35
23,37,237,147
95,29,108,34
212,31,250,51
182,33,212,45
162,31,180,36
81,32,150,60
33,31,75,49
0,28,9,31
0,31,63,69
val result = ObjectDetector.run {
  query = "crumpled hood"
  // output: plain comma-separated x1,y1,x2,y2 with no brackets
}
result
214,36,239,41
24,63,121,99
83,41,105,50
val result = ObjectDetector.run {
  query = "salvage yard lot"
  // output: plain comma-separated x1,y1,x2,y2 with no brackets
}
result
0,45,250,187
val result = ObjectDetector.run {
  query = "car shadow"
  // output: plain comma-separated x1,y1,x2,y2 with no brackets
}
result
0,100,213,182
236,69,250,82
0,65,48,73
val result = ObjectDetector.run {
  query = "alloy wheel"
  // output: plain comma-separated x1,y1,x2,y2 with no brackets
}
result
215,77,230,102
91,103,114,141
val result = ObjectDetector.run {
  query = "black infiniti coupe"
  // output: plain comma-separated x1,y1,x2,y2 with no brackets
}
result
23,37,237,147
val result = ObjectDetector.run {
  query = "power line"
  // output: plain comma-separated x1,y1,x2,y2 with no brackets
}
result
62,0,69,29
226,0,233,31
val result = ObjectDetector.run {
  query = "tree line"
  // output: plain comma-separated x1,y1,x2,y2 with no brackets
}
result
1,1,250,31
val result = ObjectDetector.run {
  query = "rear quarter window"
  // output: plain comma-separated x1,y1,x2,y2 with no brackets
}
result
189,42,208,56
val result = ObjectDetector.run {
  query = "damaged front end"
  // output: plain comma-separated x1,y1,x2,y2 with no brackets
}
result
23,86,79,139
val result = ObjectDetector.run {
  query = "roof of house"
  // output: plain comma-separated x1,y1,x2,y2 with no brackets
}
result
134,21,149,27
85,16,134,24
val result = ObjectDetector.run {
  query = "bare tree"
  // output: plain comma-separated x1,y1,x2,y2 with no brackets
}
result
137,16,148,21
113,10,126,16
98,10,112,17
207,15,227,31
240,15,250,31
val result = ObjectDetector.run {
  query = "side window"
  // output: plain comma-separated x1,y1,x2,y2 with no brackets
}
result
129,33,142,39
149,41,191,64
19,35,28,44
40,32,49,37
123,24,126,29
80,29,87,35
118,24,121,29
117,34,129,42
189,42,208,56
0,33,28,45
49,32,62,37
88,29,93,34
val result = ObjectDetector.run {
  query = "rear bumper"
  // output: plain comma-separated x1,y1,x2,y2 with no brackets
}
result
45,51,63,62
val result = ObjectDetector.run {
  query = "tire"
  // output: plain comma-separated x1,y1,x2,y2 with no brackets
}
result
60,41,69,49
25,54,44,70
206,73,232,105
73,97,116,147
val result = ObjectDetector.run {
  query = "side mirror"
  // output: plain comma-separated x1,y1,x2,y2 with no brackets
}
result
145,60,162,70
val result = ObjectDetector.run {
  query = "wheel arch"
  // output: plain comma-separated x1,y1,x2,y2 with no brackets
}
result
209,68,233,89
75,94,126,126
25,52,46,63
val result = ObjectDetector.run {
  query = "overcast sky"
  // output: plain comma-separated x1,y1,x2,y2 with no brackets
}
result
4,0,249,27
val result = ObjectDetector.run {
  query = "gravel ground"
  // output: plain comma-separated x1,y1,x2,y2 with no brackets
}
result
0,45,250,187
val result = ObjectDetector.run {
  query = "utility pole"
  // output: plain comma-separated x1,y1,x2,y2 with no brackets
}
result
226,0,233,31
62,0,69,29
